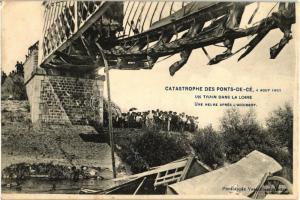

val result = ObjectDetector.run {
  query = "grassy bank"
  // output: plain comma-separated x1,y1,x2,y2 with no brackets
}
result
1,101,194,178
2,101,292,182
1,101,122,180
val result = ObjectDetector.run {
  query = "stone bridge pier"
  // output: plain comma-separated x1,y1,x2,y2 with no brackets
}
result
24,43,105,127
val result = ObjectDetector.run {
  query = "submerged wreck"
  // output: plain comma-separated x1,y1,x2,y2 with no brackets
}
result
80,155,211,194
80,151,292,198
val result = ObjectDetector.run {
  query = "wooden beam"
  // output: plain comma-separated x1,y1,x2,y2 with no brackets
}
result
133,177,147,195
180,156,194,181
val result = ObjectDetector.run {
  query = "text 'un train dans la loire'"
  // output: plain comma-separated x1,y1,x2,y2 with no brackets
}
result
164,86,282,108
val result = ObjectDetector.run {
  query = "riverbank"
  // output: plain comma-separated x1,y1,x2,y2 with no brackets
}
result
1,100,199,194
2,101,194,176
1,100,124,180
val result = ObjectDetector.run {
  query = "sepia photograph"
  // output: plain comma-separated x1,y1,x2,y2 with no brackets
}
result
1,1,298,199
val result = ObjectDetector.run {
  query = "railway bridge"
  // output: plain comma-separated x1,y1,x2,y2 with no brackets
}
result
24,1,295,126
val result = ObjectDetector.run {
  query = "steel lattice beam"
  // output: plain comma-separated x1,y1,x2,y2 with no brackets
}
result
39,0,111,66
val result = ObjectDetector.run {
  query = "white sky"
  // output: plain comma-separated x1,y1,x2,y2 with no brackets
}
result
1,1,298,128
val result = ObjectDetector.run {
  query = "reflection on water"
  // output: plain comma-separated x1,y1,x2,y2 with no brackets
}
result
2,178,118,194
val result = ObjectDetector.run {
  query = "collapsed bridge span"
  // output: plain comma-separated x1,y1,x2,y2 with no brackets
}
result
24,1,296,126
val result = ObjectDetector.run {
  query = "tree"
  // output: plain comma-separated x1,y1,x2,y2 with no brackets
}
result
1,73,27,100
266,104,293,181
220,108,269,162
1,71,7,85
266,103,293,154
191,125,224,168
15,61,24,76
218,107,292,181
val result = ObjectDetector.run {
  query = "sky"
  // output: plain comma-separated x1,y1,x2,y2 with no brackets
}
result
1,1,298,128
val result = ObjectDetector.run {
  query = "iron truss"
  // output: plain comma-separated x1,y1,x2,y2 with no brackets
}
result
40,1,295,76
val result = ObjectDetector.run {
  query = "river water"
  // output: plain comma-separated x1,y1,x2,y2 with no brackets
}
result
2,178,119,194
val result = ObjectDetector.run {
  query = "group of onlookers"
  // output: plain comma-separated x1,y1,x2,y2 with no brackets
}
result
104,109,199,132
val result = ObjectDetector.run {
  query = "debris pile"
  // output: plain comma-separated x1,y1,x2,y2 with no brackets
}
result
2,163,105,181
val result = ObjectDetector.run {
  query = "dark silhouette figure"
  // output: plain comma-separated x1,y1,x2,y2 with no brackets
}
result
15,61,24,76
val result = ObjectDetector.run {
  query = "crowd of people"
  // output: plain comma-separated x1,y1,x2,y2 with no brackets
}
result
104,109,199,132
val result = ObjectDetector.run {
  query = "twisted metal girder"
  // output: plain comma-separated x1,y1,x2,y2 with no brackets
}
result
40,1,113,66
39,1,296,76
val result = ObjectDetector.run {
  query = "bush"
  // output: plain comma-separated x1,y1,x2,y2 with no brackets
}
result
220,108,273,162
1,74,27,100
116,144,149,174
117,131,190,173
1,71,7,85
219,107,292,180
134,131,188,168
266,103,293,154
191,125,225,168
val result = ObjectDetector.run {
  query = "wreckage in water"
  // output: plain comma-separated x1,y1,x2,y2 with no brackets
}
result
80,151,292,198
80,155,211,194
